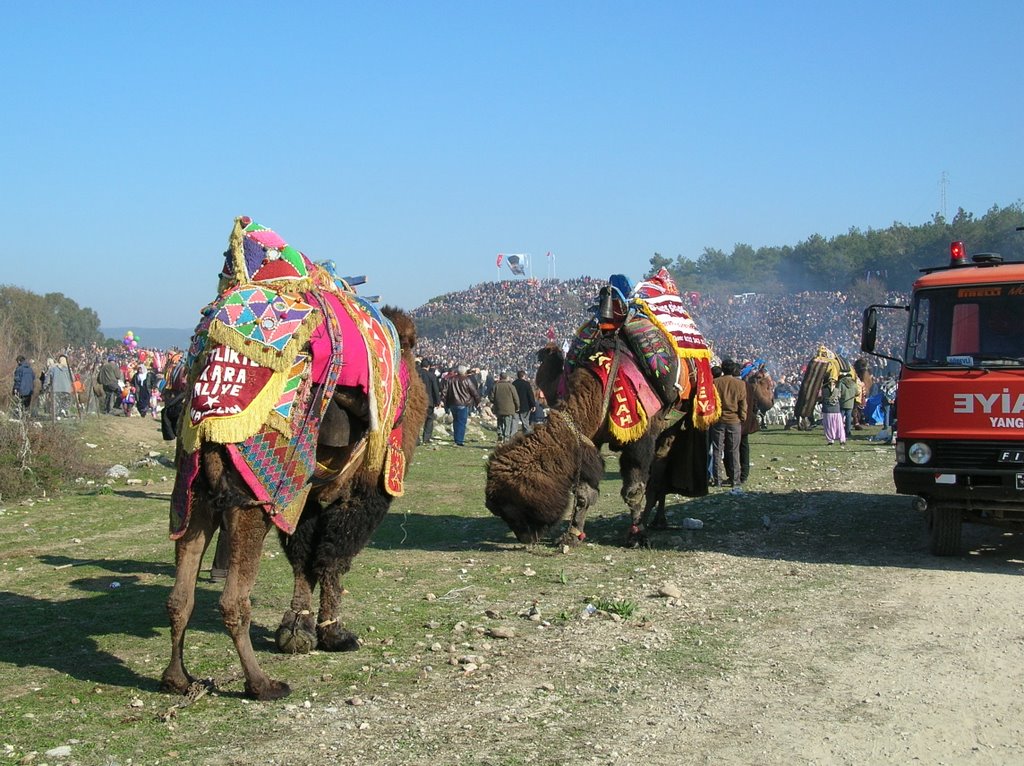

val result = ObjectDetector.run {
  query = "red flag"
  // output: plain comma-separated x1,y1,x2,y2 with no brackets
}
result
496,253,504,267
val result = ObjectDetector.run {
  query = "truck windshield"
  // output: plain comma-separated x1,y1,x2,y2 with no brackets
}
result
907,284,1024,367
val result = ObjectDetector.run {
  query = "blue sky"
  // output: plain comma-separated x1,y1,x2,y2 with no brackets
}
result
3,1,1021,330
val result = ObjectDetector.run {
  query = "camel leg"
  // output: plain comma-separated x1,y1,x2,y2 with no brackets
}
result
619,442,653,547
275,567,318,655
558,482,599,548
276,503,320,655
647,493,669,530
314,491,391,651
161,502,218,695
315,558,360,651
624,484,649,547
218,507,290,700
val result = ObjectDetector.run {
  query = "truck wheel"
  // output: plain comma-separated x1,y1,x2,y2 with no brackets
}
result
928,506,962,556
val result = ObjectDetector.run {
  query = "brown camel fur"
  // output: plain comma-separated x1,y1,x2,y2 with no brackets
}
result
853,357,873,429
487,341,707,548
746,367,776,428
161,307,426,701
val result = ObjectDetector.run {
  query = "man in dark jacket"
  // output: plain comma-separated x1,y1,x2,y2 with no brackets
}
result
511,369,536,436
12,356,35,415
490,371,520,443
711,358,747,492
441,364,481,446
417,359,442,445
96,354,123,414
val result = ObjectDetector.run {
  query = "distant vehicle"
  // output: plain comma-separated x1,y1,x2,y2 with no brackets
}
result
862,237,1024,555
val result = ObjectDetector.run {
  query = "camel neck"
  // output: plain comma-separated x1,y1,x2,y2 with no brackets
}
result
556,370,606,438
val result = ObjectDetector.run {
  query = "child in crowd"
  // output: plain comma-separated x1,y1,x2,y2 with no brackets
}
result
121,385,136,416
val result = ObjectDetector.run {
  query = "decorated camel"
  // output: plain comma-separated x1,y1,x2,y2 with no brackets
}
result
486,269,720,547
160,217,426,700
790,344,851,429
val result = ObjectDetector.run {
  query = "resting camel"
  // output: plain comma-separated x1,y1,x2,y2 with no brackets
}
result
486,272,718,548
160,217,426,700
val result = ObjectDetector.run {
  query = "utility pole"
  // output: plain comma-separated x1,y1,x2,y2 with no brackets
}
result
939,171,949,220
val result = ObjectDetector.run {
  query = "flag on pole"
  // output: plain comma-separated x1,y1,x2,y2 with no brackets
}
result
546,251,552,258
496,253,504,268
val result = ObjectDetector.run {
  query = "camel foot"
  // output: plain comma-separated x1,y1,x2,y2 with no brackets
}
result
317,622,361,652
649,515,669,530
625,527,649,549
244,678,291,701
275,609,317,655
159,667,194,695
556,530,584,549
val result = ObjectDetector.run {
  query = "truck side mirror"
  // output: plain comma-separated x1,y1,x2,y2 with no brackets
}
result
861,307,878,353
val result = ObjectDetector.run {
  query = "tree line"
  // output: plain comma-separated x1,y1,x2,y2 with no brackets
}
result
648,203,1024,299
0,286,105,358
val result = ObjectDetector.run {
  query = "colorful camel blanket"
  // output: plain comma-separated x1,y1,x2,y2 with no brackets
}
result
576,342,666,442
170,217,407,539
564,269,720,437
629,268,720,429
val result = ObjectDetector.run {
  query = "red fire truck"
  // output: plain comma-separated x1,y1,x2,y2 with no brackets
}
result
862,239,1024,555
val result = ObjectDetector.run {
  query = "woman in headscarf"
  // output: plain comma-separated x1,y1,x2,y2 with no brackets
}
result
133,362,152,417
820,375,845,447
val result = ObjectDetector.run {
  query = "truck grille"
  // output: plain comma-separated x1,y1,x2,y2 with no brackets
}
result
930,440,1024,469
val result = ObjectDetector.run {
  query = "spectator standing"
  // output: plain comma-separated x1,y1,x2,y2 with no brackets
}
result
418,360,441,444
879,376,898,437
12,356,35,416
442,364,481,446
739,374,761,485
490,371,520,444
133,363,152,417
838,372,858,439
711,359,747,492
96,354,123,414
45,355,75,418
821,377,845,446
511,369,536,435
530,390,548,425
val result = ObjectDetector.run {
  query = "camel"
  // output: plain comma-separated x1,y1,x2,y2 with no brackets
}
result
486,271,719,547
160,217,426,700
745,365,776,429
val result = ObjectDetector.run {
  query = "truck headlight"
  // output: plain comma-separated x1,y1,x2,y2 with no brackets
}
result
908,442,932,465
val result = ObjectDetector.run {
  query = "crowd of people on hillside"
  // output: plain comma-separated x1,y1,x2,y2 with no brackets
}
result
414,276,906,384
413,277,602,375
